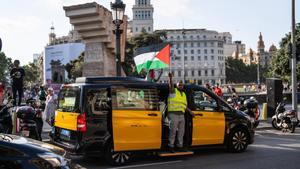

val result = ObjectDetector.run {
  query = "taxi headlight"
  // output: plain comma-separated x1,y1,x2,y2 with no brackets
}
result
38,154,67,167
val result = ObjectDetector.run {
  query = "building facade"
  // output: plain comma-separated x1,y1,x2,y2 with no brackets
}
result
159,29,226,85
132,0,154,36
239,33,277,67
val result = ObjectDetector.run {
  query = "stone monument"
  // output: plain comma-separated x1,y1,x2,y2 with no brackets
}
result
63,2,127,77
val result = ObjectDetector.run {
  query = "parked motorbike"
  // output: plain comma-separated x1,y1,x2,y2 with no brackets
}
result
243,98,260,128
0,99,13,134
17,98,43,140
272,99,299,133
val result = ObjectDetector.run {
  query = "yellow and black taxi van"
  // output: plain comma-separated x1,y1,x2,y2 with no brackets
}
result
50,77,254,165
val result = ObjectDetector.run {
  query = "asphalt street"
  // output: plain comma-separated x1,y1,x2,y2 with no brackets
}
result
69,128,300,169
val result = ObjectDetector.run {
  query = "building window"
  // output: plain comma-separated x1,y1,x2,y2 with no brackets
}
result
211,55,214,60
218,42,223,47
191,70,194,76
211,42,214,47
204,56,208,60
184,43,187,47
184,50,187,54
204,49,207,54
191,42,194,47
198,70,201,76
177,50,181,54
204,42,207,47
197,49,201,54
191,56,194,61
184,56,187,61
185,71,188,76
197,42,200,47
177,43,181,48
136,27,138,32
177,36,180,40
211,70,214,76
178,71,181,77
148,27,151,31
203,35,206,39
197,80,202,85
211,49,214,54
212,80,216,85
197,35,200,39
190,35,193,39
205,70,208,76
191,50,194,54
198,56,201,60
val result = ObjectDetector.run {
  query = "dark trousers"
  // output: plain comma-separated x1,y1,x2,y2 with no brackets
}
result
12,86,23,106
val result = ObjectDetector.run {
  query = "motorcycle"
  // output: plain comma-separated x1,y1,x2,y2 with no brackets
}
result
243,98,260,128
0,99,13,134
272,99,299,133
227,96,259,128
17,98,43,140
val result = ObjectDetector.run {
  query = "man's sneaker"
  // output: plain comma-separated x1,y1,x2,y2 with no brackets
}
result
177,147,188,152
167,147,175,153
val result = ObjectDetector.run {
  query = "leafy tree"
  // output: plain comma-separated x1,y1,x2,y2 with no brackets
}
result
123,30,167,77
23,62,39,86
65,52,84,81
268,23,300,81
226,57,258,83
0,52,13,82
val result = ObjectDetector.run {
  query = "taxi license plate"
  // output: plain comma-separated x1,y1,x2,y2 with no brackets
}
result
21,130,30,137
60,129,71,140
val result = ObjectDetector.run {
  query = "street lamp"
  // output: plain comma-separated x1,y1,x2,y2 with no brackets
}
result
182,29,186,83
111,0,126,77
257,54,260,85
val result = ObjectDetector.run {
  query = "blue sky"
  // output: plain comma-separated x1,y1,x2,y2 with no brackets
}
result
0,0,299,65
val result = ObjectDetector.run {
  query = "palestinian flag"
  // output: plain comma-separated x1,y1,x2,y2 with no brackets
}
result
134,43,170,73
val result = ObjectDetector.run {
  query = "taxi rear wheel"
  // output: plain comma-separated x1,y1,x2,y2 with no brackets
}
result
227,128,249,153
104,142,132,166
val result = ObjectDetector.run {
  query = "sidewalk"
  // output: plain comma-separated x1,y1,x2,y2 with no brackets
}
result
256,119,273,130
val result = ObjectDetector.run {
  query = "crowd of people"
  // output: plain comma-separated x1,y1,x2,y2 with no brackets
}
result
0,60,58,126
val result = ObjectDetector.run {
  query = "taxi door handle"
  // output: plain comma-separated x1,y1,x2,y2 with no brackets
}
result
195,113,203,116
148,113,158,117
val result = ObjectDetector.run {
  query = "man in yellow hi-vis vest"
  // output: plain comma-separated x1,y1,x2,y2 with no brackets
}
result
168,73,194,152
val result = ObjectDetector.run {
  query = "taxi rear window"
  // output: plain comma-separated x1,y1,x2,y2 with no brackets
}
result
57,86,80,112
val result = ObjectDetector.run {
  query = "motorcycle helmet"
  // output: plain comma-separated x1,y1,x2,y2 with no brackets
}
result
244,98,258,109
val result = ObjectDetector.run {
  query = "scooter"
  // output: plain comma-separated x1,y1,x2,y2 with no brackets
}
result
0,99,13,134
272,99,299,133
17,98,43,140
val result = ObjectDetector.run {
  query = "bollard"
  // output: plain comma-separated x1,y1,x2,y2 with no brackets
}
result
261,103,267,120
12,110,17,134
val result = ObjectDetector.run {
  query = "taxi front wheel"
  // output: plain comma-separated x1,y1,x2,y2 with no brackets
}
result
104,142,132,166
227,128,249,153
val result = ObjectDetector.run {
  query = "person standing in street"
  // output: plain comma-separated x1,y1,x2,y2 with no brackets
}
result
167,73,194,152
45,88,57,126
10,60,25,106
214,83,223,98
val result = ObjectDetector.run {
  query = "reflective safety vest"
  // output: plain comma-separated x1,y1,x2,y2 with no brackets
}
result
168,88,187,113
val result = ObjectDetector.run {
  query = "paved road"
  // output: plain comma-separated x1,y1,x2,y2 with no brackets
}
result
70,128,300,169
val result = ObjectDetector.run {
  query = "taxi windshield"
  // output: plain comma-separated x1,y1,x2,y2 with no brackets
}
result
57,86,80,112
